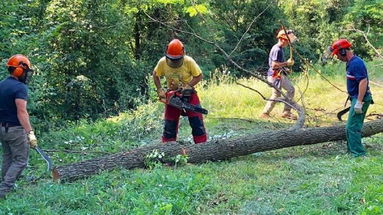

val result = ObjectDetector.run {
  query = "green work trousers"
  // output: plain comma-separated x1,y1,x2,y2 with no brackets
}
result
346,95,372,157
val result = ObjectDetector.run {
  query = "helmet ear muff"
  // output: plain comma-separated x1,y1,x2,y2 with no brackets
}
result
11,62,29,77
13,66,24,77
13,61,30,77
6,55,32,78
339,48,347,56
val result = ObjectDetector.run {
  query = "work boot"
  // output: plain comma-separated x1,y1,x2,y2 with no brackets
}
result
0,192,6,200
260,113,271,119
281,111,297,120
0,189,9,200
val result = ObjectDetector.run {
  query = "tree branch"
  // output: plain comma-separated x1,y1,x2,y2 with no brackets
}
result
143,9,305,129
229,4,271,56
348,26,383,59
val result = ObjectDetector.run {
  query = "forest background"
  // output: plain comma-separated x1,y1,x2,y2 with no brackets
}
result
1,0,382,131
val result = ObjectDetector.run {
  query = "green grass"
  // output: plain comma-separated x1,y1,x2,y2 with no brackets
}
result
1,61,383,214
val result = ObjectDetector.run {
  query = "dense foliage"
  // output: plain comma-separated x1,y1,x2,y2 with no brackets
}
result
0,0,382,130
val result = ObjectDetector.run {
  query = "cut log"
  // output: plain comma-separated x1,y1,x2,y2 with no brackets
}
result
52,119,383,182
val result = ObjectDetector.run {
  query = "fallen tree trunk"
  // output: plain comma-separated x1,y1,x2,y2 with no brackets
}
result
53,119,383,182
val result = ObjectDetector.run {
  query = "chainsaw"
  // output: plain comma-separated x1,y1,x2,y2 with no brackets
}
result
160,89,208,114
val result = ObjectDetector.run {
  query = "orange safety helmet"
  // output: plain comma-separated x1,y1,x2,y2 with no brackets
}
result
330,39,352,55
6,54,32,77
276,29,297,42
166,39,185,60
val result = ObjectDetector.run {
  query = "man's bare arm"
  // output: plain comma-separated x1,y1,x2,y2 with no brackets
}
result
357,78,368,103
271,61,289,69
188,74,203,87
152,70,162,91
15,98,32,133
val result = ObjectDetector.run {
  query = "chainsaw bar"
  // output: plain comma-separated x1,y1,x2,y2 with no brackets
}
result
169,96,208,114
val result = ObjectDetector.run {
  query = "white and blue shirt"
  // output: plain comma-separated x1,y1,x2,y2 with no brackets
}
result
346,56,371,99
267,44,285,76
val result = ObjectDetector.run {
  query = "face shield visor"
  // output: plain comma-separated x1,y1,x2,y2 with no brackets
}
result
166,56,184,68
286,31,298,43
321,46,335,64
279,30,298,43
19,63,34,84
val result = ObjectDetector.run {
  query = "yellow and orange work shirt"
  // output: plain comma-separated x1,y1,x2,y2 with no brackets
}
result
154,55,202,89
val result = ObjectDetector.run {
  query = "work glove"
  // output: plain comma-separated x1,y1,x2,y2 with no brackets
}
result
354,101,364,114
27,130,38,148
286,58,294,67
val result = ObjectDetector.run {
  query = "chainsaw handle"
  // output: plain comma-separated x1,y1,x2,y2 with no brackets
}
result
159,90,179,104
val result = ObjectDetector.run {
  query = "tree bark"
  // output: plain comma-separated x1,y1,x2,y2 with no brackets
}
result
53,119,383,182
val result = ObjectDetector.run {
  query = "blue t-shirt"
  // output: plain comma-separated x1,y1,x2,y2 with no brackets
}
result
0,77,28,125
346,56,371,99
267,44,285,76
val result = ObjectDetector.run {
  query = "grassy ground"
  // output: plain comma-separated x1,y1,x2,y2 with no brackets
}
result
0,61,383,214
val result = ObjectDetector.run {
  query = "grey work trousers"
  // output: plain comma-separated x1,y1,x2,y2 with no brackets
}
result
0,126,29,192
263,75,295,114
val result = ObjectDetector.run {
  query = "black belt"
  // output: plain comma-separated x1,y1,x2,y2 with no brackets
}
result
0,122,19,127
0,122,20,133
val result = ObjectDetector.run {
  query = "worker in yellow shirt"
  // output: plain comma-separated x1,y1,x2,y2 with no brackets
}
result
152,39,207,144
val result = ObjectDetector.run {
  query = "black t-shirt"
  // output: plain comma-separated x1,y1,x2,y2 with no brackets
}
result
0,77,28,125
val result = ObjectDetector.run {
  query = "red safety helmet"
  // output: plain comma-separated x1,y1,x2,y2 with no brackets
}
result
166,39,184,60
330,39,352,55
6,54,32,77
